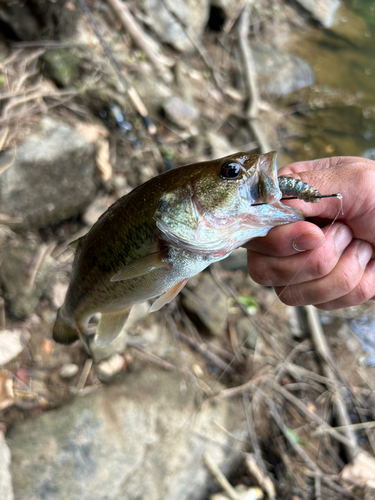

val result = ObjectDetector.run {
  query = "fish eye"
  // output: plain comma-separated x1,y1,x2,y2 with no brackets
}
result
220,161,242,179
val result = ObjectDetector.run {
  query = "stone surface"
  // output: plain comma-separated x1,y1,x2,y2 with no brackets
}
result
0,118,97,230
294,0,340,28
0,233,55,319
182,272,228,336
252,44,314,98
8,368,246,500
0,434,13,500
141,0,210,52
163,96,200,129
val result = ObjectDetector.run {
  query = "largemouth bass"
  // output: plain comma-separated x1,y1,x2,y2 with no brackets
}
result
53,151,303,348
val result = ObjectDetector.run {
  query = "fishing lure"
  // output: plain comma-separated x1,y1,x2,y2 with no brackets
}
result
278,176,321,203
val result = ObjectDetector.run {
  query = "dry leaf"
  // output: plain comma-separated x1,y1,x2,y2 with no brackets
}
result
0,371,15,412
341,452,375,490
0,329,30,366
75,122,108,142
96,139,112,181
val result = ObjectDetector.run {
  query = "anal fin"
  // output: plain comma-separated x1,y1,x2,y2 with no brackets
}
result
94,307,132,347
149,279,188,313
110,250,170,282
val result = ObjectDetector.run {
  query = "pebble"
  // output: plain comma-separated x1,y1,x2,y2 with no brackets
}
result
59,363,79,379
95,354,125,382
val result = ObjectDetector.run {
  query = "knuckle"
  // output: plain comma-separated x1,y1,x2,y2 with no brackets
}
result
338,267,356,295
278,285,303,306
354,278,374,305
313,252,334,279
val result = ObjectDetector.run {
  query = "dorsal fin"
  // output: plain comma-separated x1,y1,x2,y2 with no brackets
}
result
68,235,85,251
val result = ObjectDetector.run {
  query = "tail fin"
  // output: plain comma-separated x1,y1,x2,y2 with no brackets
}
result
53,308,80,344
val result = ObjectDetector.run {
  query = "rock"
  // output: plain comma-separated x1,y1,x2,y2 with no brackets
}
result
0,0,79,41
163,96,200,129
210,0,237,18
206,132,238,160
141,0,210,52
0,329,30,366
95,354,125,382
293,0,340,28
0,233,55,320
59,364,79,380
43,49,81,88
0,434,13,500
0,118,97,230
8,368,246,500
252,44,314,98
182,272,228,336
236,317,258,351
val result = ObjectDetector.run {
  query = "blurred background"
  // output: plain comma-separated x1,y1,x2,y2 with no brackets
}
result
1,1,375,499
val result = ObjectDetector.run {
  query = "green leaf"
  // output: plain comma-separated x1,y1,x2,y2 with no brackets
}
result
237,296,257,315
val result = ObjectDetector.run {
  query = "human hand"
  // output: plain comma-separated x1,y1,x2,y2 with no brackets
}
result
245,156,375,310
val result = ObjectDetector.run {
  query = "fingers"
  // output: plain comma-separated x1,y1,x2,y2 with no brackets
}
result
315,259,375,310
247,223,351,286
245,221,325,257
274,240,374,307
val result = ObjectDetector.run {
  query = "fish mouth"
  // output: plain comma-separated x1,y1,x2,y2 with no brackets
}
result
256,151,281,204
242,151,303,223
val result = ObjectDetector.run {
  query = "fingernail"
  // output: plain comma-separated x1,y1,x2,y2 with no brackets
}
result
334,225,352,255
292,233,324,252
357,241,373,270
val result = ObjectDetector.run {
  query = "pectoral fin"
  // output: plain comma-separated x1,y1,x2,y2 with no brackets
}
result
94,307,132,347
149,279,188,313
110,250,170,282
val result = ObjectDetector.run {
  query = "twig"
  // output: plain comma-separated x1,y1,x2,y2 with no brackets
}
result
305,305,359,460
242,392,268,474
271,380,358,450
176,329,235,375
245,453,276,500
128,343,179,372
159,0,223,90
103,0,173,83
314,421,375,434
268,400,351,498
223,0,246,34
203,452,241,500
238,1,270,153
210,265,285,360
76,358,93,391
26,243,55,291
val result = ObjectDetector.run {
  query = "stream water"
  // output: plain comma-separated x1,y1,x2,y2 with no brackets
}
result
282,0,375,365
283,0,375,161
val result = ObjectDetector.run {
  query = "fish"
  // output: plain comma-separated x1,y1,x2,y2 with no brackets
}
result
53,151,303,348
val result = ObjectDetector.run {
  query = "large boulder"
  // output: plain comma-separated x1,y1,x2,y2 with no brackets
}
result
252,44,314,98
293,0,340,28
0,118,97,230
0,231,55,320
140,0,210,52
0,434,13,500
8,367,246,500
